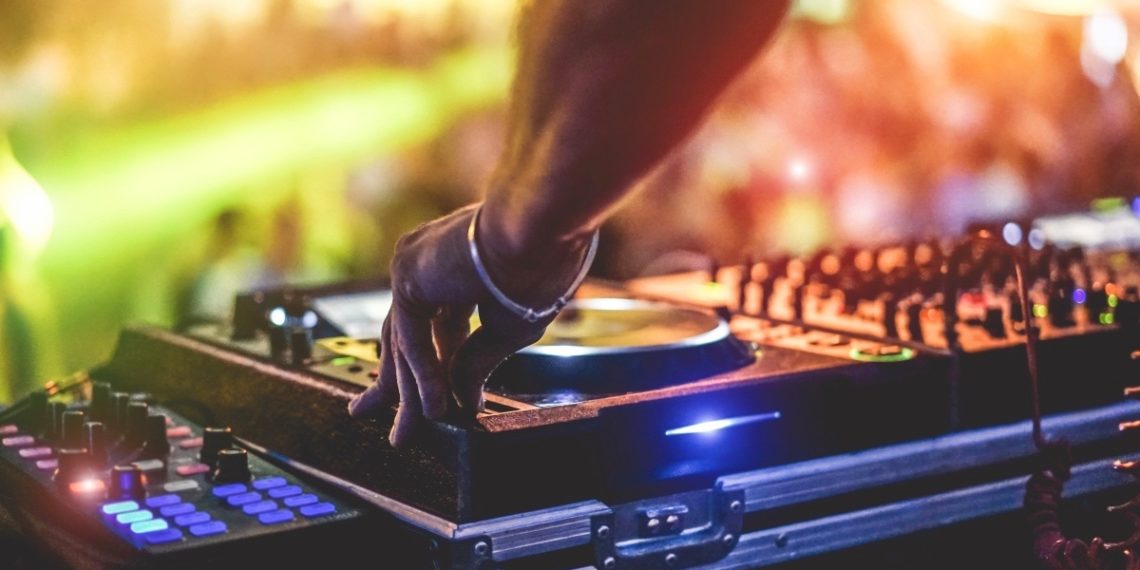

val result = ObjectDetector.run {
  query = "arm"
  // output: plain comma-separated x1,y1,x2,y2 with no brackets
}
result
350,0,790,448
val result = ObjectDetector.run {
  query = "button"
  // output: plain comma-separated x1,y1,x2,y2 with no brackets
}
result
258,509,295,525
18,446,52,458
166,426,192,438
101,500,140,515
189,521,227,537
130,519,170,535
174,512,211,527
299,503,336,518
160,503,195,517
164,480,200,493
2,435,35,448
268,485,302,499
176,463,210,477
144,528,184,545
211,483,247,497
116,510,154,525
225,492,262,507
0,425,17,435
252,476,287,490
179,437,203,450
145,494,182,508
35,459,59,471
283,494,318,508
242,500,278,515
132,459,165,473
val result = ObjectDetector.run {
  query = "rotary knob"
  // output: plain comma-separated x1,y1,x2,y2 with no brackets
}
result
109,464,147,501
143,414,170,458
53,448,94,489
212,448,251,484
201,426,234,466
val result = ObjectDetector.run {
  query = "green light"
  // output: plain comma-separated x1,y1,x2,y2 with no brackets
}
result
1101,312,1115,325
849,347,915,363
1109,295,1119,308
1091,197,1126,212
1033,304,1048,318
331,356,356,367
0,138,53,260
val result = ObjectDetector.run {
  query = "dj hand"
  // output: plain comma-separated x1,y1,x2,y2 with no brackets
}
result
347,204,591,449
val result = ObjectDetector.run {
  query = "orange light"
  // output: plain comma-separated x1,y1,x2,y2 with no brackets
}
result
69,479,106,496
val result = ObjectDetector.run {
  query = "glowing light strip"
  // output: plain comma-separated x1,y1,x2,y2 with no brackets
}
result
665,411,781,436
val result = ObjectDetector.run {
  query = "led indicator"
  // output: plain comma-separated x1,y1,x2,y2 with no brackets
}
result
69,479,106,495
1002,222,1023,246
1109,295,1119,308
130,519,169,535
1073,289,1087,304
116,510,154,525
665,412,781,436
1101,313,1116,325
268,307,288,327
1033,304,1049,318
101,501,140,515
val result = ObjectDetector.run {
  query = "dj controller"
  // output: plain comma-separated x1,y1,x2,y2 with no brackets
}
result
3,207,1140,569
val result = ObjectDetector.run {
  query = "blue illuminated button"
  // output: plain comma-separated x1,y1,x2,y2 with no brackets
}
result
211,483,247,497
299,503,336,518
174,512,211,527
159,503,195,517
188,521,228,537
116,510,154,525
283,494,318,508
145,494,182,508
252,476,287,490
258,509,295,525
143,528,184,545
101,500,140,516
242,500,278,515
268,485,302,499
130,519,169,535
226,492,263,507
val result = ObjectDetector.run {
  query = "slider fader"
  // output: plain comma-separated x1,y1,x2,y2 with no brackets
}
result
0,380,363,568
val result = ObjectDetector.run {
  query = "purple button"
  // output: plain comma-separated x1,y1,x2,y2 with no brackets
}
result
35,459,59,471
188,521,227,537
268,485,302,499
174,512,211,527
211,483,247,497
2,435,34,448
252,476,287,490
242,500,278,515
145,494,182,508
299,503,336,518
18,446,52,459
225,492,262,507
160,503,195,517
143,528,184,545
258,509,295,525
283,494,318,508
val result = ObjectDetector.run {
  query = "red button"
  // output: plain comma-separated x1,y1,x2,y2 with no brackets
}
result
175,463,210,477
166,426,192,438
178,437,203,449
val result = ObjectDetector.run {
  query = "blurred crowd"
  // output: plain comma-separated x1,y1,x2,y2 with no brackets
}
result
1,0,1140,398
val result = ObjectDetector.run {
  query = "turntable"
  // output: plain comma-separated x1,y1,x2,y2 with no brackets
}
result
78,222,1140,568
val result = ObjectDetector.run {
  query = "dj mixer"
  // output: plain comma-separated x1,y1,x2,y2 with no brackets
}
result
3,207,1140,569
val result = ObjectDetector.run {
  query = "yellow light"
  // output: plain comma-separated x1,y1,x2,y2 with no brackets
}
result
1033,304,1048,318
0,138,54,259
1109,294,1119,308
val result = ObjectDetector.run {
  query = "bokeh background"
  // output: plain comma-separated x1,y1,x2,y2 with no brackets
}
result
2,0,1139,402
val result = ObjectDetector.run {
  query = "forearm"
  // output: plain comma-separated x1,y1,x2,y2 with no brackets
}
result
482,0,790,260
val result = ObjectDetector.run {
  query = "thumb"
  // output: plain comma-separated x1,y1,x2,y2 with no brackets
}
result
450,325,544,413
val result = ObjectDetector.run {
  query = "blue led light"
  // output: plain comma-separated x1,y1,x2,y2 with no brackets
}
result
268,485,302,499
211,483,248,497
116,510,154,525
664,411,782,436
174,512,211,527
159,503,196,517
299,503,336,518
130,519,169,535
189,521,228,537
258,509,295,525
226,491,263,507
101,501,139,516
252,476,287,490
1073,289,1087,304
242,500,279,515
145,494,182,508
1133,196,1140,217
283,494,319,508
143,528,184,545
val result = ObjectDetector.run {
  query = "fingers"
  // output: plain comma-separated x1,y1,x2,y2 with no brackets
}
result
392,303,449,419
347,316,399,419
432,304,473,368
389,345,425,449
450,323,544,413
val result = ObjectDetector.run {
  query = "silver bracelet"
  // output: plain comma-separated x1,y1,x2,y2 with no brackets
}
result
467,204,599,323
